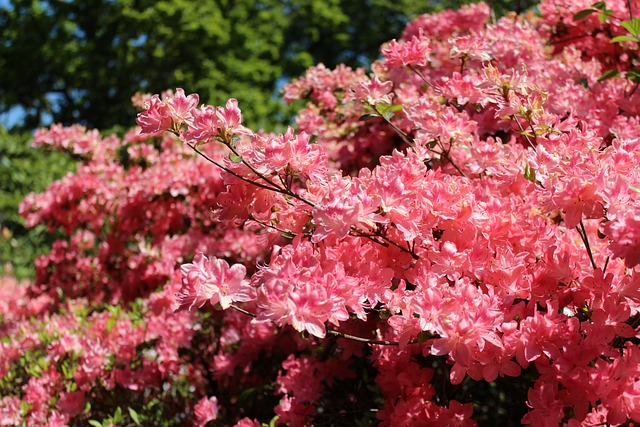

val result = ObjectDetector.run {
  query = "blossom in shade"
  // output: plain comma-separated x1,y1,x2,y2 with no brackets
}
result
193,396,219,427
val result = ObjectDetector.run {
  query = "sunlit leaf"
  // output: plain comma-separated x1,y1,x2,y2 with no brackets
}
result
621,18,640,36
610,35,638,43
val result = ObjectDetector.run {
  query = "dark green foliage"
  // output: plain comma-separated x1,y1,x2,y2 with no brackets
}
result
0,127,76,278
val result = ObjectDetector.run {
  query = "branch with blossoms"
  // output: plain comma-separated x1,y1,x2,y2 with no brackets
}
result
137,89,425,345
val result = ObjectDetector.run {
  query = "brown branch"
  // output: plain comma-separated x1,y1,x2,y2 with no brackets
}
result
229,305,419,346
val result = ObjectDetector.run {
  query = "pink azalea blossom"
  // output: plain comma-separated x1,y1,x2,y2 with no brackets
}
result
603,204,640,268
136,94,173,134
382,30,431,69
351,75,394,105
177,253,255,310
193,396,219,427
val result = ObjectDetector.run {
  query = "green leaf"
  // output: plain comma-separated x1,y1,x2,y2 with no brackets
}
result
20,401,32,416
598,9,613,23
598,69,620,82
573,9,598,21
105,317,116,333
229,152,242,163
627,68,640,82
592,1,606,9
358,113,379,121
268,415,280,427
128,407,141,425
374,102,403,120
621,18,640,36
382,111,395,120
88,421,102,427
524,164,537,183
610,35,638,43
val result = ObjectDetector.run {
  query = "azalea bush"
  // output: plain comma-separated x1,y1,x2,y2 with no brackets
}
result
3,1,640,425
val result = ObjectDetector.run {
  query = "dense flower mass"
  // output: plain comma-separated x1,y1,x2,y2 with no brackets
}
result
3,1,640,426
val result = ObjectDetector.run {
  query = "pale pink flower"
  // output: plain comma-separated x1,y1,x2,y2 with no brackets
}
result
351,75,394,105
181,105,219,144
136,94,172,134
177,253,255,311
165,88,199,126
181,98,252,145
214,98,253,138
309,174,382,242
382,31,431,69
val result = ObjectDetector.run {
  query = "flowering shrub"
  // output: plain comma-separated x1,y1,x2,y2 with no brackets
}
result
3,1,640,425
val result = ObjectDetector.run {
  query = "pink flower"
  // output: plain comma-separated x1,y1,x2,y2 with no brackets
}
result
56,391,85,418
234,418,262,427
181,105,219,144
176,253,255,311
165,88,199,126
521,382,564,427
351,75,394,105
309,174,382,242
136,94,172,134
603,205,640,268
382,30,431,69
181,98,252,145
193,396,219,427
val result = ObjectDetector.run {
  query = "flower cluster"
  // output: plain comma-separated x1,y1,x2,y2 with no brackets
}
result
4,1,640,426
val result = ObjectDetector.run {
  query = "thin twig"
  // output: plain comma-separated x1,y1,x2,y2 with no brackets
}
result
526,118,539,146
229,305,418,346
434,142,469,179
226,143,284,192
511,115,537,151
230,304,257,318
373,105,414,146
249,214,298,238
188,143,282,193
577,220,597,270
188,143,316,208
350,226,419,260
373,230,420,260
350,228,389,248
407,65,433,88
327,330,418,346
